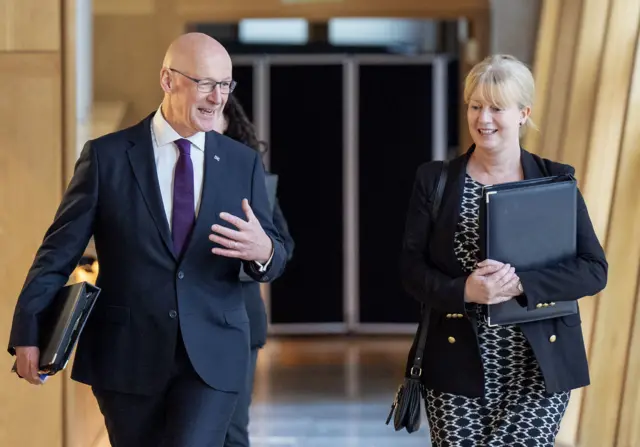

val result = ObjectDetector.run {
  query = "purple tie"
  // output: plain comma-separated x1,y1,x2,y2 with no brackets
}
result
172,139,195,257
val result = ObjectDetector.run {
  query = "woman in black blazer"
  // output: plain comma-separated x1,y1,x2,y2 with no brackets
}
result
215,95,295,447
400,55,607,447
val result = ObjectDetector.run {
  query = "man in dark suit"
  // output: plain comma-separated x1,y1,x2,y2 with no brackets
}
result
7,33,287,447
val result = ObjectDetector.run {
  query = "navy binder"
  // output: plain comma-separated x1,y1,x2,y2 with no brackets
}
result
480,175,579,326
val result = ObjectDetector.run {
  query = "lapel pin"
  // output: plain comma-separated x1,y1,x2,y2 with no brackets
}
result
214,155,220,162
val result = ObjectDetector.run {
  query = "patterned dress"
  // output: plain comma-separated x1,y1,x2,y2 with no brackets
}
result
424,174,571,447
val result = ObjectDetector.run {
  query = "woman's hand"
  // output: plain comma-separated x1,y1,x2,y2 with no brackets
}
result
478,259,523,299
464,259,520,305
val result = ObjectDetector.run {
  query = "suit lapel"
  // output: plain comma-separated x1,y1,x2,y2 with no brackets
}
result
432,150,471,278
126,115,176,260
521,148,546,179
180,131,223,260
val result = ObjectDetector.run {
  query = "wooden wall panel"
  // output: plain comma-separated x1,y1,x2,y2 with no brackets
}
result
611,32,640,447
529,1,640,446
580,0,638,244
93,0,154,16
551,1,612,443
0,53,63,447
559,0,611,175
536,0,582,162
93,14,179,125
580,2,640,439
0,0,60,51
523,0,561,156
177,0,487,20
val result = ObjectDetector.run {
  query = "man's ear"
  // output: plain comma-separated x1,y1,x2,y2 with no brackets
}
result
160,68,173,94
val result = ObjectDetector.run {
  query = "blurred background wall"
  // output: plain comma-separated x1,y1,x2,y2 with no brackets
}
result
0,1,65,445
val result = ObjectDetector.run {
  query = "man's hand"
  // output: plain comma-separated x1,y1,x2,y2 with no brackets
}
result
464,259,520,305
15,346,45,385
209,199,273,263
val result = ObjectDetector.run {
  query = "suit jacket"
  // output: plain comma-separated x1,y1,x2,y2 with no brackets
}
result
243,198,295,349
7,113,287,395
400,146,608,397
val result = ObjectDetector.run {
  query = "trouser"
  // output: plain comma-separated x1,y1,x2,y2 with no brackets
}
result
224,347,259,447
93,333,238,447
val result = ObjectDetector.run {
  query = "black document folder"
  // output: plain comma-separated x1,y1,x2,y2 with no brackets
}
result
480,175,578,326
12,281,101,376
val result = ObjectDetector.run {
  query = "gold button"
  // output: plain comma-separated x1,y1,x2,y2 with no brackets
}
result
536,303,543,309
448,336,456,344
457,314,464,318
549,335,557,343
550,302,556,306
446,314,452,319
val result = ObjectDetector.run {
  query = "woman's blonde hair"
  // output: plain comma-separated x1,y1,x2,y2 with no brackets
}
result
464,54,537,133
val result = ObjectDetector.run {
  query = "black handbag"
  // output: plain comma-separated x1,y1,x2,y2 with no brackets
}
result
386,160,448,433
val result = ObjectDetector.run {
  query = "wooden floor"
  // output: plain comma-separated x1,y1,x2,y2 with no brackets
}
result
247,336,430,446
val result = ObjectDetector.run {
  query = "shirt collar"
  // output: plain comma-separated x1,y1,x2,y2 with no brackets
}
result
152,106,206,152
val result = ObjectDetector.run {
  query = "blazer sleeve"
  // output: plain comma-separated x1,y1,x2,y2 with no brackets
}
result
272,199,295,261
399,163,468,314
242,152,287,282
8,141,99,354
517,178,608,311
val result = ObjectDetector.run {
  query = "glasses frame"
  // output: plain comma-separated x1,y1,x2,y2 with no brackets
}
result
168,68,237,94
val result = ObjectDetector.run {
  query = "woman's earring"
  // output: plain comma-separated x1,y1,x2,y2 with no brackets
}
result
519,121,523,127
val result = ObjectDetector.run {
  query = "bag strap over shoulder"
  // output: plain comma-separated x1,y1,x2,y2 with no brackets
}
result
431,160,449,225
410,160,449,378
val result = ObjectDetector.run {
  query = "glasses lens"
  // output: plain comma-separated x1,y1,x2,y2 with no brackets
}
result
197,81,235,94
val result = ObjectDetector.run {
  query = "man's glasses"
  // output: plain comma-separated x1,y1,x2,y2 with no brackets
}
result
169,68,237,94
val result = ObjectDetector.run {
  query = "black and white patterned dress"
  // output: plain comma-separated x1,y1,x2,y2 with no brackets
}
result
424,174,571,447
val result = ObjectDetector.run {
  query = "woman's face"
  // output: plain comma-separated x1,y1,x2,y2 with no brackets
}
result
466,89,529,153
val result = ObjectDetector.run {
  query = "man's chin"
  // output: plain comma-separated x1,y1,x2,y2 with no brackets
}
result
193,118,215,133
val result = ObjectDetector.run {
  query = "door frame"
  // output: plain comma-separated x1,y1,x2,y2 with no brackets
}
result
233,53,450,334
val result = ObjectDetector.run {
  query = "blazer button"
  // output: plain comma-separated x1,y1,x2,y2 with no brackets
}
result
448,336,456,344
169,310,177,319
457,314,464,318
536,303,543,309
549,335,557,343
446,314,452,319
177,271,185,279
550,302,556,306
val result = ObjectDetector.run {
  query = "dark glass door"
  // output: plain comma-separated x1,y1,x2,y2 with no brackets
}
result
358,63,434,324
269,64,345,324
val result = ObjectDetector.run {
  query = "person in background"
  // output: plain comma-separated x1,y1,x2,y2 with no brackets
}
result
400,54,607,446
216,94,295,447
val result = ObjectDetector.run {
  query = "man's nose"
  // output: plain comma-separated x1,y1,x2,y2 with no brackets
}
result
208,85,222,103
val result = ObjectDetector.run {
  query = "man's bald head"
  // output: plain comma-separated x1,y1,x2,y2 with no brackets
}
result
159,33,233,136
162,33,230,73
